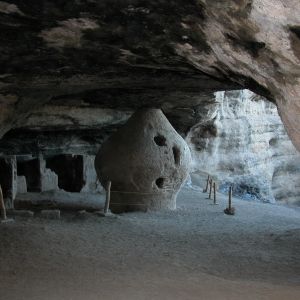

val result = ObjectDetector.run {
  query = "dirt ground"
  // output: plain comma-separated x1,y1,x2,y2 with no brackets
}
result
0,187,299,300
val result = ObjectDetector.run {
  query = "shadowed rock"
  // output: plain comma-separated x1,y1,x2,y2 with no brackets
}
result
0,1,299,152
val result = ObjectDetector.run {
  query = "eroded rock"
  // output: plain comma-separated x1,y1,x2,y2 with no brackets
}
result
95,109,191,213
0,1,300,209
0,1,299,152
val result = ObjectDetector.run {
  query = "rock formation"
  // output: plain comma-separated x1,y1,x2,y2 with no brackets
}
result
0,0,299,153
95,109,191,213
0,89,299,209
186,90,300,205
0,1,300,210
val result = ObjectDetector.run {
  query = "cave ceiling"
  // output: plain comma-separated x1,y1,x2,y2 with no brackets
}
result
0,0,299,152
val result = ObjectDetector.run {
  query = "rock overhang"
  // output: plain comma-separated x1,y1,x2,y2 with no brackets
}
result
0,0,299,151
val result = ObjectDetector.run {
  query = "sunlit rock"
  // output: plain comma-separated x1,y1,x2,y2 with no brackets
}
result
186,90,300,205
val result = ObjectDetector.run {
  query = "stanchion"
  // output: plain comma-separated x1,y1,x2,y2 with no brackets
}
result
208,179,213,199
203,175,210,193
213,182,218,205
224,186,235,215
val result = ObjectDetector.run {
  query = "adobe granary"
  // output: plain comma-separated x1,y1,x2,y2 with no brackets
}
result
95,109,191,213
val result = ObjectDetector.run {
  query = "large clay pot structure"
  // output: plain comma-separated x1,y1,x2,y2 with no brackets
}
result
95,109,191,213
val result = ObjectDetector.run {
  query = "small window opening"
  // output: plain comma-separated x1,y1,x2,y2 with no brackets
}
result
155,177,165,189
172,146,181,165
154,135,167,146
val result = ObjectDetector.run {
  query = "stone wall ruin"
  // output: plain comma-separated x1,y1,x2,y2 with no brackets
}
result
0,154,102,211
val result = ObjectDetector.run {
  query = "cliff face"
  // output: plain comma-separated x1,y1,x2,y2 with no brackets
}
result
186,90,300,205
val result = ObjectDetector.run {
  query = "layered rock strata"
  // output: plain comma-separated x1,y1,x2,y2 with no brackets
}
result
0,1,299,152
186,90,300,205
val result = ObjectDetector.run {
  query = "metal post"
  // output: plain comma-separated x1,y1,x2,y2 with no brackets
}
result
104,181,111,214
224,185,235,215
208,179,213,199
213,182,218,205
203,175,210,193
228,186,232,210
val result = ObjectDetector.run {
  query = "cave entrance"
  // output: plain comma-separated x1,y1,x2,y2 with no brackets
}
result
0,158,13,199
17,158,41,192
46,155,85,192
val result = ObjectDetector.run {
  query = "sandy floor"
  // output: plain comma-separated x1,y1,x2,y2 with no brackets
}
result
0,187,299,300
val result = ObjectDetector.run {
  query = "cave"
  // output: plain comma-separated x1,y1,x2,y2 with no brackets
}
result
17,158,41,193
45,155,85,193
0,1,300,299
154,134,167,146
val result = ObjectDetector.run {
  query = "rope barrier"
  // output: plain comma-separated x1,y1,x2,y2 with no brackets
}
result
102,183,176,209
109,190,175,195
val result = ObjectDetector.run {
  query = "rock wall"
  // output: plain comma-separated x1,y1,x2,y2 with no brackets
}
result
0,87,299,207
0,1,300,153
186,90,300,206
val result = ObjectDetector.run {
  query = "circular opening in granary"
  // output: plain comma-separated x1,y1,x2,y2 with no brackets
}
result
155,177,165,188
154,134,167,146
172,146,181,165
